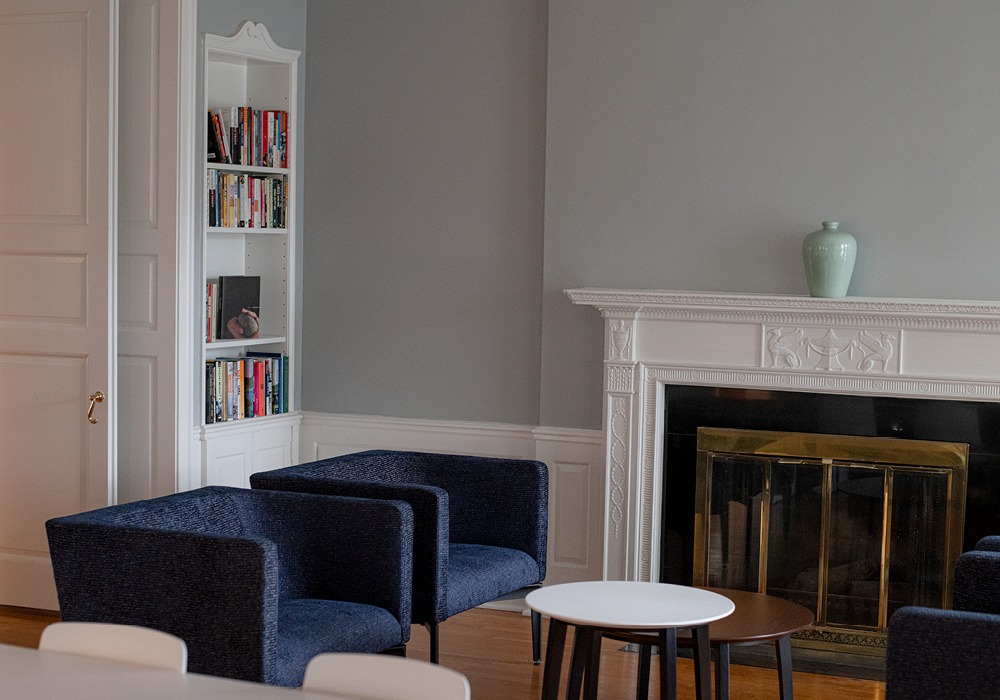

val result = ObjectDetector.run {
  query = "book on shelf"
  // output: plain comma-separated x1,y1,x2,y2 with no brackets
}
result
216,275,260,340
209,110,230,164
205,279,220,343
227,107,240,165
247,351,285,415
206,105,289,168
215,109,232,164
206,113,219,162
204,352,289,423
206,170,286,229
243,357,255,418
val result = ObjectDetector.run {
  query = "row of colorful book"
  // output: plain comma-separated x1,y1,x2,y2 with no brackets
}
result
206,353,289,423
207,170,286,229
207,107,289,168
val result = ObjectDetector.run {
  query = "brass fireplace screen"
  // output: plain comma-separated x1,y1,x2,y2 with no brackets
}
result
693,427,967,653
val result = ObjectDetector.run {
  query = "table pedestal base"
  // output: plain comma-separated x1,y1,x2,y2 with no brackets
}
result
541,619,712,700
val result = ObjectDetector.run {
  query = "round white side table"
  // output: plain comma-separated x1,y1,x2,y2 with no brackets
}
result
526,581,735,700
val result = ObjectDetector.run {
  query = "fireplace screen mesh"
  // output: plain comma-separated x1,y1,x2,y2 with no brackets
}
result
694,428,967,650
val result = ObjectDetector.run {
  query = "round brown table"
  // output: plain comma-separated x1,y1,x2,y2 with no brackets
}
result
605,587,814,700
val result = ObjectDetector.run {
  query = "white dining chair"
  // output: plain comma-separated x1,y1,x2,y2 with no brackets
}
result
302,653,471,700
38,622,188,672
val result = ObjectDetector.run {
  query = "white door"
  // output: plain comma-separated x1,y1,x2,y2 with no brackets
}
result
0,0,114,608
117,0,196,502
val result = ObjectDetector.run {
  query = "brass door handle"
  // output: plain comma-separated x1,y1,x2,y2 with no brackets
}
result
87,391,105,424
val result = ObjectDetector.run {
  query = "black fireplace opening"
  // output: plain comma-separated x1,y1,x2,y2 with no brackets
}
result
659,385,1000,588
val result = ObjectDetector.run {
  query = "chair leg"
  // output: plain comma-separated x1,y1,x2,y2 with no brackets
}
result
532,609,543,664
424,622,440,664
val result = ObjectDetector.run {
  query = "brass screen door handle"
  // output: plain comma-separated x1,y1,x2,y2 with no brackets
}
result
87,391,105,424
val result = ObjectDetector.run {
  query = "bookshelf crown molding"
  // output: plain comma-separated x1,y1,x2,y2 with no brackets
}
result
204,21,300,63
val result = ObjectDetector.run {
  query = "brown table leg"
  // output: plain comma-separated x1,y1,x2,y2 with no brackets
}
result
541,618,567,700
532,609,543,664
715,642,731,700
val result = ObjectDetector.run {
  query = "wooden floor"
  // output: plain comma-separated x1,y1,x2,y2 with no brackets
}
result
0,604,886,699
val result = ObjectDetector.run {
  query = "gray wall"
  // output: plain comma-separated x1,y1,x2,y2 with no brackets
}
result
299,2,1000,431
300,1,547,424
541,1,1000,428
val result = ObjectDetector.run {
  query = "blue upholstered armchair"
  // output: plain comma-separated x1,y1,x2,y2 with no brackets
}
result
886,539,1000,699
250,450,548,664
46,486,414,687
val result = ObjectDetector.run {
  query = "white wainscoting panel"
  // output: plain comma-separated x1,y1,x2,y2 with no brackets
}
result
533,427,605,584
296,412,604,584
299,412,539,461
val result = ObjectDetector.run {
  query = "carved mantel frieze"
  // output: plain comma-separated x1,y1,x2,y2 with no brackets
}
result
764,326,899,374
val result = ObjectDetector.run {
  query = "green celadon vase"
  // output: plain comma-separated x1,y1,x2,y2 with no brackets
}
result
802,221,857,298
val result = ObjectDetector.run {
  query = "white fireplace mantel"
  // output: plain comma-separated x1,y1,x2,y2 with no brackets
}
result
566,288,1000,582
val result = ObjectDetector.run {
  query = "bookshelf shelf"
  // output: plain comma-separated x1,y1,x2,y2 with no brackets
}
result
209,163,289,176
207,227,287,235
206,335,286,351
199,21,301,486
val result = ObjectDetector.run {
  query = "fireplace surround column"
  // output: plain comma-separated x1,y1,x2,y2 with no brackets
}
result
601,308,643,580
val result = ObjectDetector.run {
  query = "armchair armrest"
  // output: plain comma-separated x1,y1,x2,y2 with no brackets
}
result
231,488,415,630
974,535,1000,552
251,472,437,621
887,606,1000,699
953,550,1000,614
45,519,276,682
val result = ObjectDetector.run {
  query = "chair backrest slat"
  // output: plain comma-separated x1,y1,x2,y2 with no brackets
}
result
39,622,188,672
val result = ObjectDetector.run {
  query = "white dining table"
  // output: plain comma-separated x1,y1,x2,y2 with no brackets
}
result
0,643,350,699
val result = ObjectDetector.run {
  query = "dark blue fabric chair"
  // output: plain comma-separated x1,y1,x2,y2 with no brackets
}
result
250,450,548,664
46,486,414,687
886,539,1000,699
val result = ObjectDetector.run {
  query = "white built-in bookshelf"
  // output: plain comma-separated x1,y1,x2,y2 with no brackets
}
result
199,21,301,485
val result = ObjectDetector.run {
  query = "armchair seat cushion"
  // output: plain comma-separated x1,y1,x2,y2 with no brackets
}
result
446,544,541,618
275,599,404,687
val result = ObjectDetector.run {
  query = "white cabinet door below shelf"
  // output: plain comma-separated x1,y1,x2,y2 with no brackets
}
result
203,416,300,487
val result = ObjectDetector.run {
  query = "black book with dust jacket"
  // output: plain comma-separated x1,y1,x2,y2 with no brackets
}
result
217,275,260,340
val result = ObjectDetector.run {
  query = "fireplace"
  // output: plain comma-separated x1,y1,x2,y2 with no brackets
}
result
692,425,967,652
565,289,1000,592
